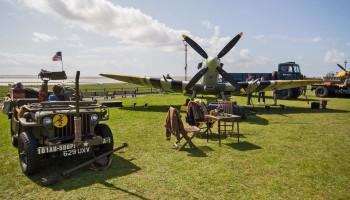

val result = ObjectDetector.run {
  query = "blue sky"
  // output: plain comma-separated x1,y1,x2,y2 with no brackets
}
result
0,0,349,78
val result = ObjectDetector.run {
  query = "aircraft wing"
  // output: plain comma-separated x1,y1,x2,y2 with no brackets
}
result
99,74,188,92
100,73,321,95
240,79,322,93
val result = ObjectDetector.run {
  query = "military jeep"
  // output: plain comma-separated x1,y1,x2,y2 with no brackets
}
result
5,70,114,175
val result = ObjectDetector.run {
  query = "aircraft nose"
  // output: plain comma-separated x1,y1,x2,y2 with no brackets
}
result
206,58,221,71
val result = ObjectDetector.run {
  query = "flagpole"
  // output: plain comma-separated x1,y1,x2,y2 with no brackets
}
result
61,60,64,72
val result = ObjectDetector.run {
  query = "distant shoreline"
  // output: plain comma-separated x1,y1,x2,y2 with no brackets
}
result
0,75,188,86
0,75,120,86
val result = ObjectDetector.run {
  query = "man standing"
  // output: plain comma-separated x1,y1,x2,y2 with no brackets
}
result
257,75,265,105
246,73,253,105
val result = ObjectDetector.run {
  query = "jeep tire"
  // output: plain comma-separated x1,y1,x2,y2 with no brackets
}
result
93,124,114,156
11,122,18,147
18,132,39,175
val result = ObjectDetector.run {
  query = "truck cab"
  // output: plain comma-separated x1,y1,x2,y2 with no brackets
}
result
276,62,303,80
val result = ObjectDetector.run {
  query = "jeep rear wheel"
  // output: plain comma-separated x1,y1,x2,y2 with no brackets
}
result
10,122,18,147
18,132,38,175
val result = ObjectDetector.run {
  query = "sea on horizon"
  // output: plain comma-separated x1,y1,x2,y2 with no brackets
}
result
0,75,121,86
0,75,188,86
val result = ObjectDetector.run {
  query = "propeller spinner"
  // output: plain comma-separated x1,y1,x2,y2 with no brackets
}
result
182,32,243,92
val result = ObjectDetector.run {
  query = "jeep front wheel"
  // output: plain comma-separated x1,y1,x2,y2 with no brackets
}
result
92,124,114,168
18,132,38,175
94,124,114,156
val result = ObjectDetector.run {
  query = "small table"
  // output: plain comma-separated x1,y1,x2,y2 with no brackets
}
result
205,114,241,146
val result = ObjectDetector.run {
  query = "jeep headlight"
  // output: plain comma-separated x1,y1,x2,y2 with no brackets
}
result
90,114,99,122
43,117,53,125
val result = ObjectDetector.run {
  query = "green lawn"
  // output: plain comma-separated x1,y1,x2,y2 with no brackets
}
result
0,91,350,199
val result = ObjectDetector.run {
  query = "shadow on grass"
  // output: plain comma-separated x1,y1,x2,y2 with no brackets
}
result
243,115,269,125
184,148,207,157
245,105,349,115
115,96,221,113
98,181,150,200
226,141,263,151
28,154,141,194
118,104,183,113
182,145,214,157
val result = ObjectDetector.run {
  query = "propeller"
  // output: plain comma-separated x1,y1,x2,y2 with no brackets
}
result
185,67,208,91
217,32,243,59
337,64,346,71
216,67,241,91
182,35,208,59
183,32,243,92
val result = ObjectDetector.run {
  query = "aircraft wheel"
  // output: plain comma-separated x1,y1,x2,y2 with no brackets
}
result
18,132,39,175
315,86,329,98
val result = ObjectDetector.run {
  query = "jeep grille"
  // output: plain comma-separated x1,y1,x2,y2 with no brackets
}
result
54,114,91,139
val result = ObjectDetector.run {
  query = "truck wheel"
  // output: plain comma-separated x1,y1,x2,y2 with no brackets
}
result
279,89,293,100
315,86,329,97
18,132,38,175
292,88,301,99
93,124,114,168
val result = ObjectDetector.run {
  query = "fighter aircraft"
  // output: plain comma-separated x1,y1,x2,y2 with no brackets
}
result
336,64,350,78
100,32,321,99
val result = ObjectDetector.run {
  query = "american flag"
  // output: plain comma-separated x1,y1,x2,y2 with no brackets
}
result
52,51,62,61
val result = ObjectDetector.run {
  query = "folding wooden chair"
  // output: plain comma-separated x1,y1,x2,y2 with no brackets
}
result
186,100,214,137
165,107,200,150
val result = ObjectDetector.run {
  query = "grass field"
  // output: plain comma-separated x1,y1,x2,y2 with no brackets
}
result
0,91,350,199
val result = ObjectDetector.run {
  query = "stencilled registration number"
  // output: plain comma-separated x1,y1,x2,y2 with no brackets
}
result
63,147,90,157
36,137,111,156
37,143,76,154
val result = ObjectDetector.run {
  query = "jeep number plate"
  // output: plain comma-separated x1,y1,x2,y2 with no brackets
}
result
62,147,90,157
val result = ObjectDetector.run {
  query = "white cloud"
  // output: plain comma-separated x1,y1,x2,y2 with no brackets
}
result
201,20,212,29
68,34,88,48
22,0,187,47
323,49,346,63
68,34,80,42
0,51,59,74
252,34,298,42
32,32,58,42
252,35,324,43
18,0,260,75
311,37,322,43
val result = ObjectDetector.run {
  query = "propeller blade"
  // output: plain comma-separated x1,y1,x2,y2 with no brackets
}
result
216,67,241,91
185,67,208,91
182,34,208,59
337,64,347,71
217,32,243,59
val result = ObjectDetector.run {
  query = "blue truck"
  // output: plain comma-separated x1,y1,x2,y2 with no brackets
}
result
225,62,305,99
